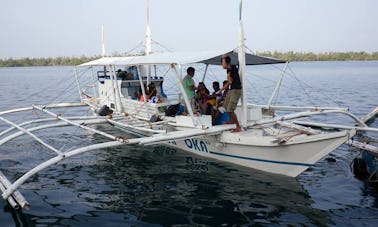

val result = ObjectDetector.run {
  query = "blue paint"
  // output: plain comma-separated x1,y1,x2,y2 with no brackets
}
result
209,151,312,167
184,139,209,153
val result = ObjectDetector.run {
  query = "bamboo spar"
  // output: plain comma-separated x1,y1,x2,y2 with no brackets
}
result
0,140,141,200
0,177,19,209
361,106,378,123
0,171,29,209
0,115,62,155
32,105,118,140
1,122,235,201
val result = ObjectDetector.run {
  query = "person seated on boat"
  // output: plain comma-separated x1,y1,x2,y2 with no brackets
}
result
221,80,229,101
207,81,221,105
138,84,148,102
147,83,159,103
214,80,229,109
206,81,223,121
211,80,228,124
183,67,198,114
139,84,158,103
116,69,128,80
195,82,210,114
159,81,168,101
127,66,139,80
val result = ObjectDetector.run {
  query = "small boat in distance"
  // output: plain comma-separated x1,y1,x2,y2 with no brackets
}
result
0,0,377,210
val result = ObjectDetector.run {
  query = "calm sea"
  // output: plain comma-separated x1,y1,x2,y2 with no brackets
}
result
0,61,377,226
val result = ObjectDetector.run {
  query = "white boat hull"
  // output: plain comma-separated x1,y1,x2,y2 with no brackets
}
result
166,130,353,177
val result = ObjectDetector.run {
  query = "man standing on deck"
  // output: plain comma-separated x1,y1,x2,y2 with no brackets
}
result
216,55,242,132
183,67,198,114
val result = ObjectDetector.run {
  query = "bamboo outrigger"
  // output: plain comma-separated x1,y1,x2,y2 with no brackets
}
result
1,0,377,210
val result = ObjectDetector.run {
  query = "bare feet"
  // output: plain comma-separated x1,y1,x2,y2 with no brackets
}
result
231,127,242,133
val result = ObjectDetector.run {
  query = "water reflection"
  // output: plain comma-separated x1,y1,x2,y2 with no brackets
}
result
2,143,333,226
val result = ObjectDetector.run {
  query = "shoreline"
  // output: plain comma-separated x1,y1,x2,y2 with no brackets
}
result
1,51,378,67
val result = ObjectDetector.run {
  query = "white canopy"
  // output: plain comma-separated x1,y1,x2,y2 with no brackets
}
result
79,50,285,67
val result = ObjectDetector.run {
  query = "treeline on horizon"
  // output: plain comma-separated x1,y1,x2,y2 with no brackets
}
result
0,56,99,67
257,51,378,62
1,51,378,67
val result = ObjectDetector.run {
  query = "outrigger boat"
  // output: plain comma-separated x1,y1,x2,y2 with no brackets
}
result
1,0,377,210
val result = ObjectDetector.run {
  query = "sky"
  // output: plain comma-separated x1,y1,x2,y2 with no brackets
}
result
1,0,377,59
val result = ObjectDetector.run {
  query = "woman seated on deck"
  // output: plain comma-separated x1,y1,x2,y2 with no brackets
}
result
139,83,161,103
138,84,147,102
195,82,210,114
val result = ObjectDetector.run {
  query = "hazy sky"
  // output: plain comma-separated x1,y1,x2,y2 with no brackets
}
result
1,0,377,59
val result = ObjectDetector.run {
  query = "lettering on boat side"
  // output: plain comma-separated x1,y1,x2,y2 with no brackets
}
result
153,145,177,155
184,139,209,153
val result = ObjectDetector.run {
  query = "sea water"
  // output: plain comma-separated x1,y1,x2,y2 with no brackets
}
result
0,61,377,226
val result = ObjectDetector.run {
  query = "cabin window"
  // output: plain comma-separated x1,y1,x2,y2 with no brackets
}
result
121,84,139,100
128,86,139,100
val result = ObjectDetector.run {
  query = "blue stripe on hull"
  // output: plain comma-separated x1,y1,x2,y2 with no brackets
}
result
209,151,313,167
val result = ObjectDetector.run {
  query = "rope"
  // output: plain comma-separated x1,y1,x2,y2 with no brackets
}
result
115,135,129,143
35,67,93,120
132,101,148,119
202,124,207,139
285,66,341,107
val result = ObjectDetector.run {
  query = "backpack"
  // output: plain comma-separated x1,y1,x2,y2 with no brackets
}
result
165,104,180,117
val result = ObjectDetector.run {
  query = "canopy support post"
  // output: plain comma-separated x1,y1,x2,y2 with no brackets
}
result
109,65,123,113
137,65,151,118
90,67,97,98
201,64,209,82
74,66,83,102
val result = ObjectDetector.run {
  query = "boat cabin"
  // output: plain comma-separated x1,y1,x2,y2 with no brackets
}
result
97,68,164,104
87,63,176,120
